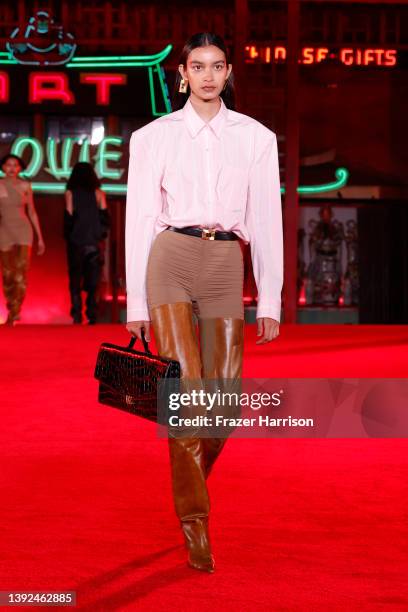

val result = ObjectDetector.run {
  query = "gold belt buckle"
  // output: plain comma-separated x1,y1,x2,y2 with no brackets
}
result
201,227,216,240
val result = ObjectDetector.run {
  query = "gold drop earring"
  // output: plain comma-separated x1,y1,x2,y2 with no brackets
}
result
179,78,188,93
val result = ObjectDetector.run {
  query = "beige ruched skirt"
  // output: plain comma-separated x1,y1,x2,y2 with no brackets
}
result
146,228,244,319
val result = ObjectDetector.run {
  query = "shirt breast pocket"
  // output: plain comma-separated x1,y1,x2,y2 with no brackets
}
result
219,163,248,209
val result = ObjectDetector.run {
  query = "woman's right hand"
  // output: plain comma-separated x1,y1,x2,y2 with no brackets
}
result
126,320,151,342
37,239,46,256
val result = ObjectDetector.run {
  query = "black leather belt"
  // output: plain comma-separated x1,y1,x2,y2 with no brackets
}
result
166,226,239,241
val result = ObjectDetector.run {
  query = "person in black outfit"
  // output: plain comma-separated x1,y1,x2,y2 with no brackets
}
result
64,162,110,324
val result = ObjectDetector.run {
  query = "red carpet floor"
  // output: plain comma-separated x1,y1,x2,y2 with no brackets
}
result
1,323,408,611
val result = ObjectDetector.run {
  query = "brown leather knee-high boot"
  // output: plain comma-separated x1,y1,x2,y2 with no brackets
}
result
0,249,15,320
150,301,215,572
0,245,30,324
198,318,245,478
11,245,30,321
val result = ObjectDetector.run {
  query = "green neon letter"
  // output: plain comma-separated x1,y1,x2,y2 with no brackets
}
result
9,137,43,178
95,137,124,179
79,138,90,163
45,137,77,180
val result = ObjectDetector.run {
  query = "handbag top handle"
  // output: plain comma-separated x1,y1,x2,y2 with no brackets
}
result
127,329,151,354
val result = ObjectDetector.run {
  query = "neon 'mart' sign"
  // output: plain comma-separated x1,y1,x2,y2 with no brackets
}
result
0,47,173,115
0,10,172,114
0,11,350,195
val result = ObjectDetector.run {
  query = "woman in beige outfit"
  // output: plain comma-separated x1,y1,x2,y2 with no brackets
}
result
126,33,282,574
0,154,45,324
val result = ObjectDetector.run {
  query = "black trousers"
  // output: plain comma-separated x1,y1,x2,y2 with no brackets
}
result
66,243,102,322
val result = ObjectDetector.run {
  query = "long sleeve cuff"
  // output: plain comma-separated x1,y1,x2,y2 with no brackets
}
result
126,295,151,323
246,131,284,326
256,298,282,322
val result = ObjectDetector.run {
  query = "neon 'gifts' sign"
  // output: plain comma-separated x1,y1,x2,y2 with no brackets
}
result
245,45,398,67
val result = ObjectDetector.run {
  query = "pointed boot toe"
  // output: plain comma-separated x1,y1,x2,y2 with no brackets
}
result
188,553,215,573
182,517,215,573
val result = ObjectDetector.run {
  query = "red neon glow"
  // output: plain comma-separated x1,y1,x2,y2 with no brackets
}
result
340,48,397,67
104,294,127,302
0,71,9,103
317,48,329,63
275,47,286,61
297,281,307,305
244,45,397,67
80,73,127,105
245,46,258,60
29,73,75,104
303,48,314,65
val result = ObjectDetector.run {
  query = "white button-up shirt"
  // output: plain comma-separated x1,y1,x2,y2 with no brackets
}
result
125,95,283,322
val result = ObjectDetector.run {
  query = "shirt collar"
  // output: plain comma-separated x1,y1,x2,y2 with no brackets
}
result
182,96,228,139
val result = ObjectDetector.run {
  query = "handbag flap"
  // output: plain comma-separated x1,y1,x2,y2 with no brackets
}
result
94,342,180,399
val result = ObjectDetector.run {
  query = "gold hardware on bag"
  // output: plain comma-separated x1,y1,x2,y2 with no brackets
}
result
201,228,216,240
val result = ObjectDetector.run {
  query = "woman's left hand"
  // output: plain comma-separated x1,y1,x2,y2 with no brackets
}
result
37,239,46,255
256,317,280,344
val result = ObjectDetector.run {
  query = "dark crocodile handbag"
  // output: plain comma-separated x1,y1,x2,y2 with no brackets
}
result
94,331,180,422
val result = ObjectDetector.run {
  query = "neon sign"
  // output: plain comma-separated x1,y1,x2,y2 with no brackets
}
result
0,13,352,196
6,11,76,66
245,45,397,67
19,72,128,105
0,136,349,195
0,45,172,116
0,70,9,101
0,135,123,180
29,72,75,104
79,74,127,105
294,168,349,195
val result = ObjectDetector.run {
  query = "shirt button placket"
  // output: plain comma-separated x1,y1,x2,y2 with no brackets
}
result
204,127,213,226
